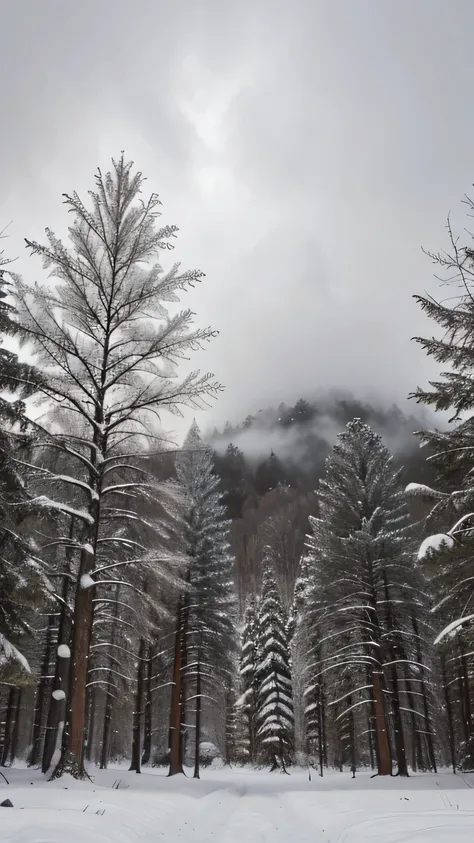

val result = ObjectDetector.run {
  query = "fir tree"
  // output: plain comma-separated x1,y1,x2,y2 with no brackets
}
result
0,267,48,678
12,155,220,778
305,420,432,776
171,421,237,778
410,194,474,767
256,554,294,772
238,594,260,763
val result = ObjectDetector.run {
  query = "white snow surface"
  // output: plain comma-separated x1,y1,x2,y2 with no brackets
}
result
57,644,71,659
418,533,454,560
2,766,474,843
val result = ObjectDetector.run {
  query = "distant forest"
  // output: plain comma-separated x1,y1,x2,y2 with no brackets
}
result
210,394,435,609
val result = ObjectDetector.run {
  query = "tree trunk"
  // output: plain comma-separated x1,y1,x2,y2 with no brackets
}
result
141,644,153,766
1,688,16,766
382,573,407,775
9,689,22,766
85,685,97,764
99,584,120,771
318,683,324,777
412,617,436,773
372,670,392,775
100,688,114,770
168,598,184,776
42,565,71,774
441,656,456,774
29,613,56,767
193,657,202,780
130,637,146,773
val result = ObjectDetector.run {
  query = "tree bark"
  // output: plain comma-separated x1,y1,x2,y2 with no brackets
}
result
100,688,114,770
441,656,456,774
29,613,56,767
1,688,16,766
193,657,202,780
9,689,22,766
141,644,154,766
129,637,146,773
42,564,71,774
372,670,392,775
168,597,184,776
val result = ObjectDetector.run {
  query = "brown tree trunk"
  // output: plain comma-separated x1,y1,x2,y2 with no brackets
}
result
130,637,146,773
168,598,184,776
372,670,392,775
141,644,153,765
193,656,202,780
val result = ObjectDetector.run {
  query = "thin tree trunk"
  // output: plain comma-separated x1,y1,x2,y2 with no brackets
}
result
1,688,16,766
85,685,97,764
372,669,392,775
129,637,146,773
9,689,22,766
141,644,153,766
193,656,202,780
441,656,456,774
318,683,324,777
42,564,71,774
382,572,407,776
29,613,56,767
412,617,436,773
100,688,114,770
99,584,120,771
168,597,184,776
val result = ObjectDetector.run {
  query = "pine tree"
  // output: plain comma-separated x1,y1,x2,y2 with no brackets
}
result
238,594,260,763
170,421,237,778
12,155,220,778
410,194,474,767
305,420,432,776
0,266,48,680
256,554,294,771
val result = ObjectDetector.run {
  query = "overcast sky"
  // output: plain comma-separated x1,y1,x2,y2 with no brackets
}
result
1,0,473,434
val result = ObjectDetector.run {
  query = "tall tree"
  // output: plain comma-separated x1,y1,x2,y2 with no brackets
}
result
0,265,48,679
238,594,260,763
13,155,220,778
256,554,294,772
169,422,237,777
305,420,431,776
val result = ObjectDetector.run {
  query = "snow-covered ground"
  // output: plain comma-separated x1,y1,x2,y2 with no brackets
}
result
1,765,474,843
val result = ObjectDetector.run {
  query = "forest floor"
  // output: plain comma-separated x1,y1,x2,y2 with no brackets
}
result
1,765,474,843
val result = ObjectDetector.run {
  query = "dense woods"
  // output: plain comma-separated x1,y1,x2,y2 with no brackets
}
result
3,155,474,780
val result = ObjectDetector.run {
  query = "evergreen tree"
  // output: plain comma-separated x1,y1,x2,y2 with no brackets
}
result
256,554,294,771
410,194,474,767
12,155,219,778
170,421,237,778
0,267,48,678
305,420,432,776
238,594,260,763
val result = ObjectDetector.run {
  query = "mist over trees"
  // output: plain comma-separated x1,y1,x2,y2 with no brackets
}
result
2,157,474,780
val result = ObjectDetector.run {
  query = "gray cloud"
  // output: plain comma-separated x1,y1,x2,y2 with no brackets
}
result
1,0,473,439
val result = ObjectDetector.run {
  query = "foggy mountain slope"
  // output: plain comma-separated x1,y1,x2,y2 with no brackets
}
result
209,391,437,495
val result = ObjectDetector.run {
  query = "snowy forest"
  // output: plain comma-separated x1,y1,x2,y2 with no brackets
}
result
2,153,474,783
